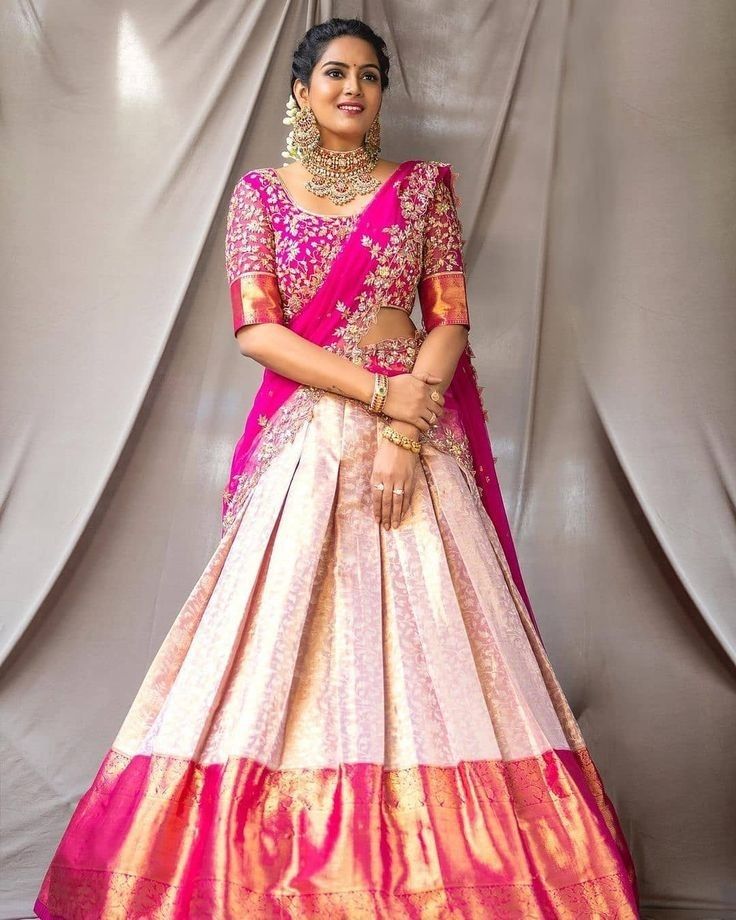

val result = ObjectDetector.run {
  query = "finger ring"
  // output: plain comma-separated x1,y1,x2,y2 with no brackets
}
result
393,488,404,495
373,482,385,491
429,411,437,425
430,390,441,403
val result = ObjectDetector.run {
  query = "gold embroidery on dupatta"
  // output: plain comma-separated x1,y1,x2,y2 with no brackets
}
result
326,161,443,364
221,384,321,534
350,336,419,370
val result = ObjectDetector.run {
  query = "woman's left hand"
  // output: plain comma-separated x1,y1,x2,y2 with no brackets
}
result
370,438,420,530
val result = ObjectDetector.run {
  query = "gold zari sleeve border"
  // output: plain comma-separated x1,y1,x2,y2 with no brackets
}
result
230,272,283,335
418,271,470,332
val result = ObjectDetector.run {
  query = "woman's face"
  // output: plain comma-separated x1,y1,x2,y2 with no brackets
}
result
294,35,382,151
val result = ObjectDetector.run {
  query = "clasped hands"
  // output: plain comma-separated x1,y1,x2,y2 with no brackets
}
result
371,371,446,530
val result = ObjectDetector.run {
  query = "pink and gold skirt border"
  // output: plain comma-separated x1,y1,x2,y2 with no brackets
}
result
35,746,639,919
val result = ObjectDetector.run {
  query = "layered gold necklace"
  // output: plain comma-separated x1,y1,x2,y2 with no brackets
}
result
301,143,380,206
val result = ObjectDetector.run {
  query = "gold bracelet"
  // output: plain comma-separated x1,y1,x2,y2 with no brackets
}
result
369,373,389,414
381,423,421,453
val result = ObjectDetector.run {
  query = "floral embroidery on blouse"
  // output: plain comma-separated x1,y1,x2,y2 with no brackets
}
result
421,178,465,276
225,179,277,281
253,171,359,323
223,161,470,333
225,178,283,330
418,168,470,331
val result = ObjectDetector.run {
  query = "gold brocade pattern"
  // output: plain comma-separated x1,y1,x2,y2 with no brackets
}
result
418,271,470,331
231,272,283,333
37,865,638,920
93,747,601,813
36,744,638,918
126,393,605,772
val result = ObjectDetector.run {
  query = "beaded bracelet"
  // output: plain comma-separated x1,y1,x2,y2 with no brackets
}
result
368,372,389,414
381,423,421,454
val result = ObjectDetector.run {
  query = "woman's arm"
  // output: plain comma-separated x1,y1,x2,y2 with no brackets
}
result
238,323,446,431
388,324,468,439
236,323,375,405
389,163,471,440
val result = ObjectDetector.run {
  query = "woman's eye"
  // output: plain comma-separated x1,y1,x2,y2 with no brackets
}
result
326,69,378,81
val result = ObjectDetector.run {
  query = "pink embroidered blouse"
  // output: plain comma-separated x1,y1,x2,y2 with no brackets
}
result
225,161,470,340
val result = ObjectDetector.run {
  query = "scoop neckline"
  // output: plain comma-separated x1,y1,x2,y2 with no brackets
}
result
267,162,407,220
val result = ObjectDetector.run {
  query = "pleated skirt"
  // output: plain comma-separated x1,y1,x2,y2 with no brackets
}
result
34,336,639,919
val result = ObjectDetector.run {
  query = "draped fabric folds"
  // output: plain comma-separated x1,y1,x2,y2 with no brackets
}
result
2,1,735,916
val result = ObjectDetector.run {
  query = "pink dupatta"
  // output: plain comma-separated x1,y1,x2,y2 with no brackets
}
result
223,159,542,641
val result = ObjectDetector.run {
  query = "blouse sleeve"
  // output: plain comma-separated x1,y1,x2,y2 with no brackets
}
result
418,164,470,332
225,172,284,336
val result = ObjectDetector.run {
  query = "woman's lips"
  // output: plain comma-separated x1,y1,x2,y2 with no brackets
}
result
337,104,364,115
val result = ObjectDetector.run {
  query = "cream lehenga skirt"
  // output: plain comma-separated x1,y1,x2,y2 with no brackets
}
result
35,330,639,919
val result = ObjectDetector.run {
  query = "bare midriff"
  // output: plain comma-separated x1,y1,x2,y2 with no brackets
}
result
356,307,417,347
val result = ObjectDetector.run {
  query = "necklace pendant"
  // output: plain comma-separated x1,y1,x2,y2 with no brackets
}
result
301,142,381,206
304,172,381,206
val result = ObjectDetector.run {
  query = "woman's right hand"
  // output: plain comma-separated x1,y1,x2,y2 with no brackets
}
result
381,372,446,432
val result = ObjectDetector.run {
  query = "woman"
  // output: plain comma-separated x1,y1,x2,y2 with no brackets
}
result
34,17,640,920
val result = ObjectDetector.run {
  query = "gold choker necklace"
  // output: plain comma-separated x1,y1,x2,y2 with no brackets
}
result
301,143,380,206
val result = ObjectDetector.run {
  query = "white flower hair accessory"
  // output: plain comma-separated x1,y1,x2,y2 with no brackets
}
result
282,95,300,165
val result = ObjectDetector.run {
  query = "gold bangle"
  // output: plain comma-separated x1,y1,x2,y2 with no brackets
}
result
369,373,389,414
381,423,421,453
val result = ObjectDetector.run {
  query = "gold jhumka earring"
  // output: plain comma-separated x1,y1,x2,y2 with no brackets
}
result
281,95,382,206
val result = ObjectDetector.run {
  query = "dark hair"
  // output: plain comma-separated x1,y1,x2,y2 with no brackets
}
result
290,18,390,100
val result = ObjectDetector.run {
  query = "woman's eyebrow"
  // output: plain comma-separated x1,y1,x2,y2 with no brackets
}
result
320,61,380,70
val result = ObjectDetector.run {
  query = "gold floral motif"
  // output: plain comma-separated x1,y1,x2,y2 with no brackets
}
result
224,177,277,284
421,178,465,275
350,337,418,370
257,170,362,322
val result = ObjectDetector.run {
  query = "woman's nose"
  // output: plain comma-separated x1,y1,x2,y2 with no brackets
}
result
345,74,362,95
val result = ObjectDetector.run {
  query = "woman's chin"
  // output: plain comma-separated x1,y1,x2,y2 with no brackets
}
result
323,129,367,147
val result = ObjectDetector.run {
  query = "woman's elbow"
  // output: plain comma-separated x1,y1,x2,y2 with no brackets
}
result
429,322,469,345
235,323,279,360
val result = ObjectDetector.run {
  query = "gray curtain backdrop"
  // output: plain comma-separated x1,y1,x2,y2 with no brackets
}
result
2,1,734,916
